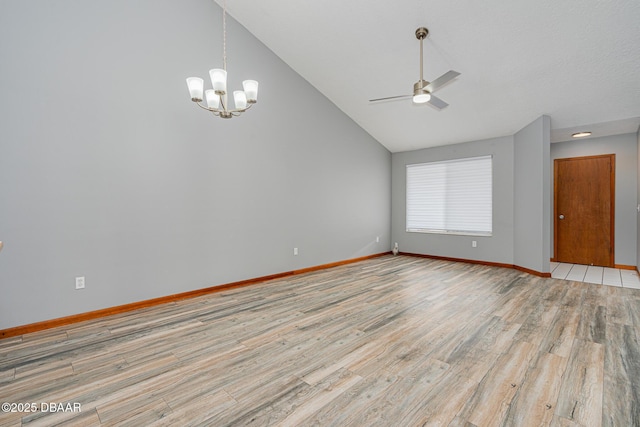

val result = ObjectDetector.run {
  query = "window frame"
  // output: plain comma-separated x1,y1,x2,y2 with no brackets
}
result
405,155,493,237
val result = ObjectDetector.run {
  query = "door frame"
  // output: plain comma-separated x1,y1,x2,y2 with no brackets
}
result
553,154,615,267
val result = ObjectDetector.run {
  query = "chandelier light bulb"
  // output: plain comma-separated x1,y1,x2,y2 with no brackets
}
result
205,90,220,109
186,77,204,102
210,69,227,95
243,80,259,103
233,91,247,110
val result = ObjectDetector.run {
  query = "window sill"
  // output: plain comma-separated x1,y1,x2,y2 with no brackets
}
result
406,229,492,237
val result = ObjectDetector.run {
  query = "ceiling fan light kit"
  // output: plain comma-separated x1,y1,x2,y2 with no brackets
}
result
412,81,431,104
369,26,460,110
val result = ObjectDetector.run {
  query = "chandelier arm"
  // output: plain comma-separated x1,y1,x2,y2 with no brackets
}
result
192,102,255,118
195,101,219,113
195,101,210,111
195,100,256,116
227,103,254,115
239,103,253,113
195,101,231,118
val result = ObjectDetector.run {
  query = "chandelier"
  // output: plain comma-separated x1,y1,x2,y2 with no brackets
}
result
186,0,258,119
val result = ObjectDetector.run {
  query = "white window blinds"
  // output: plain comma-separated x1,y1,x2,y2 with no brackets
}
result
406,155,492,235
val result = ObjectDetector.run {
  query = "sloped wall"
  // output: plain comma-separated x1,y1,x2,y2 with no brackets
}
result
0,0,391,329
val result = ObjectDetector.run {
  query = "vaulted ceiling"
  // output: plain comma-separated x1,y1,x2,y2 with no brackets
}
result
219,0,640,152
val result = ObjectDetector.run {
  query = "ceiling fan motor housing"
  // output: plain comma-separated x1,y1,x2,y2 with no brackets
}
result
414,80,430,95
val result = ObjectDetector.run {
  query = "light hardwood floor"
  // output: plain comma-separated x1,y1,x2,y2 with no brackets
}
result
1,255,639,426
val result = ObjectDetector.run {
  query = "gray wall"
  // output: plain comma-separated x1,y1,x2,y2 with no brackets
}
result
0,0,391,329
391,117,552,273
391,136,515,265
513,116,551,273
550,133,639,266
638,128,640,271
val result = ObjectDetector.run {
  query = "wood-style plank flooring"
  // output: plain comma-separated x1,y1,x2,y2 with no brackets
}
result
1,255,639,426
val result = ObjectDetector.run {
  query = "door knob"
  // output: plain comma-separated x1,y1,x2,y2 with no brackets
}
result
558,214,565,220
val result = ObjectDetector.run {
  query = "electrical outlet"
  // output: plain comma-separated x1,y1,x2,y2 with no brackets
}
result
376,236,380,243
75,276,85,290
472,241,477,248
293,247,298,256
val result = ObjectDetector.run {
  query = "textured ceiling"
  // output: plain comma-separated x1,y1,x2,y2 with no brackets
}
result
218,0,640,152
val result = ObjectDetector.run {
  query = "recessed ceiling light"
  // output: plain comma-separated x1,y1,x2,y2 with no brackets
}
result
572,131,592,138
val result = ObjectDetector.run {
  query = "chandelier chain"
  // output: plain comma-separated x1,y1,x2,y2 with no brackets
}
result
222,0,227,71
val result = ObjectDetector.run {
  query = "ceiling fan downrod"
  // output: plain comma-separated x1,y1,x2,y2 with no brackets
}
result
413,27,431,103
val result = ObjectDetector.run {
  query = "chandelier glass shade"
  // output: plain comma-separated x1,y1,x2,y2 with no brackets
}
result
186,0,258,119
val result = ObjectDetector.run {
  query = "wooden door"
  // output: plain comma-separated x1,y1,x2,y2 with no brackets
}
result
554,154,615,267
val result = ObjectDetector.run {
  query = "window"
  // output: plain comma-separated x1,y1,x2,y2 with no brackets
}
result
406,155,492,236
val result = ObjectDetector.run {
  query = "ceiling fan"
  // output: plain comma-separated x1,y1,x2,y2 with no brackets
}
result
369,27,460,110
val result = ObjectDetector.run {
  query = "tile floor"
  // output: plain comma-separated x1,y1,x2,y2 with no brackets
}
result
551,262,640,289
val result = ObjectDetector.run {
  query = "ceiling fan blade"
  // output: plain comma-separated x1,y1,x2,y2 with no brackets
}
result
427,95,449,110
425,70,461,93
369,94,412,103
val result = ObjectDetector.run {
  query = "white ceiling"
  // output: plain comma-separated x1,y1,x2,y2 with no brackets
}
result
218,0,640,153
